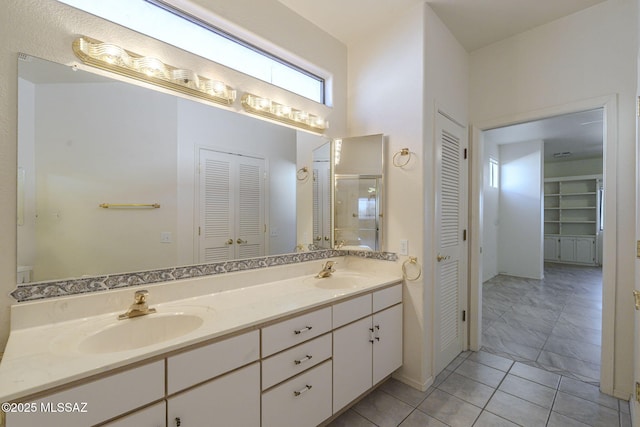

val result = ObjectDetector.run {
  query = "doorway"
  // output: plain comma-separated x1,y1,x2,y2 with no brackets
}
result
468,95,618,393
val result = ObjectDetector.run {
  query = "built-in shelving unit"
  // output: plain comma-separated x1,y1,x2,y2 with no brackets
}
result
543,175,601,266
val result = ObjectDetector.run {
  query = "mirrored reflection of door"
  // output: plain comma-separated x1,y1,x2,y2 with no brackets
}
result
313,160,331,248
334,176,380,251
198,149,265,262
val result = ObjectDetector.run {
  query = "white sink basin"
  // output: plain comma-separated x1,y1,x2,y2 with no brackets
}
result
306,273,367,290
78,313,204,354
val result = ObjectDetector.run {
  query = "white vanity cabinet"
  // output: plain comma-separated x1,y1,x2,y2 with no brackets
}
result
4,280,403,427
260,307,333,427
5,360,164,427
166,330,261,427
332,285,403,411
167,363,260,427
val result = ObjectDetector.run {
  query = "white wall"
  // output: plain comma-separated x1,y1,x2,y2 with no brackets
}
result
0,0,347,349
470,0,637,397
482,139,499,281
347,2,468,389
31,81,177,280
497,141,544,279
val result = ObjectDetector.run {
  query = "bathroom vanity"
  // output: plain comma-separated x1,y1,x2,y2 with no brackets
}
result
0,257,403,427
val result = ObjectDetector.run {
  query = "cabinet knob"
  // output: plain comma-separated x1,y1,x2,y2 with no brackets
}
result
237,238,247,244
226,239,234,245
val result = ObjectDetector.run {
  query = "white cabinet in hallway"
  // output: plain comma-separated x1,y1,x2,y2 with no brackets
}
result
543,175,601,266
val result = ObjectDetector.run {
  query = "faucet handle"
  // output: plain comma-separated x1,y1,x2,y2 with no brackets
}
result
326,261,337,270
134,290,149,304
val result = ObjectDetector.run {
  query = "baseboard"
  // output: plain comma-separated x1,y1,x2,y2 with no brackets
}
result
392,372,433,392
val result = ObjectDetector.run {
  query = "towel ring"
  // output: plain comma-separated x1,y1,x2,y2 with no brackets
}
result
402,256,422,281
393,148,412,168
297,166,310,181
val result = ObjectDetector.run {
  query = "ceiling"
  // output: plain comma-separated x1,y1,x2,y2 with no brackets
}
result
483,109,604,163
278,0,607,51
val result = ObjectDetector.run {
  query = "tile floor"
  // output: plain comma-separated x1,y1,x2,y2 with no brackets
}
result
482,263,603,385
326,351,631,427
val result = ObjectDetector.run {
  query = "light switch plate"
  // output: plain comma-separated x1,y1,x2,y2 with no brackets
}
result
399,239,408,256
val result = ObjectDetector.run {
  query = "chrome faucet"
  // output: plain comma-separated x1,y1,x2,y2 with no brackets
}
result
316,261,337,278
118,290,157,320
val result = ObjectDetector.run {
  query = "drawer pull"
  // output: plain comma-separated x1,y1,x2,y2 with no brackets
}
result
294,355,313,365
375,324,380,341
294,326,313,335
294,384,313,396
369,327,375,343
175,417,181,427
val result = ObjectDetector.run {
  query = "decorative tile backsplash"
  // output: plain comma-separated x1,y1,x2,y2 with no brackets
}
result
10,250,398,302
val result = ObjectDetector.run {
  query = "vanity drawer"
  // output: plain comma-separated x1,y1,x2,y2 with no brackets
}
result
262,333,332,390
102,401,166,427
261,307,332,357
333,293,372,328
262,360,332,427
6,360,164,427
373,284,402,312
167,330,259,394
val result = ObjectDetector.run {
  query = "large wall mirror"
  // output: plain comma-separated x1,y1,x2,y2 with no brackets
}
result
17,55,327,283
332,135,385,251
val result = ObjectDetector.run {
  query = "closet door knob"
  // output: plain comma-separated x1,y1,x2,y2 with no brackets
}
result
226,239,234,245
237,238,247,244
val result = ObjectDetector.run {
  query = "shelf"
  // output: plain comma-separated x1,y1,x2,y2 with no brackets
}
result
560,192,597,196
560,221,596,224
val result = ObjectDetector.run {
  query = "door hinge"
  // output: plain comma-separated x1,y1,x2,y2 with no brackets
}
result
636,382,640,402
462,310,466,322
198,226,201,236
637,96,640,117
463,148,468,159
264,224,267,233
463,229,467,241
633,290,640,310
636,240,640,258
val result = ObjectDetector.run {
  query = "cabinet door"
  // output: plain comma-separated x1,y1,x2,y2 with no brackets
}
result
167,362,260,427
543,237,560,261
332,316,373,412
103,402,166,427
560,237,576,262
373,304,403,385
575,237,595,264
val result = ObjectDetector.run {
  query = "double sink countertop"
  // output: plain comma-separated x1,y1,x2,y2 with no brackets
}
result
0,256,402,402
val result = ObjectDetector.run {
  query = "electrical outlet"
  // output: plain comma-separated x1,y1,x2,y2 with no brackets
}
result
160,232,172,243
399,239,408,256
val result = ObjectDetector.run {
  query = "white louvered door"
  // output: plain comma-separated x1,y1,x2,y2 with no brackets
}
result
237,157,265,258
434,112,468,374
198,150,265,262
313,160,331,248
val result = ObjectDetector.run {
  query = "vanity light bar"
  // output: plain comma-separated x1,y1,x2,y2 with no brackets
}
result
241,93,327,133
72,37,236,106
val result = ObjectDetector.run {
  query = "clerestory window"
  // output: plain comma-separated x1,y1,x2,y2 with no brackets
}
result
56,0,326,103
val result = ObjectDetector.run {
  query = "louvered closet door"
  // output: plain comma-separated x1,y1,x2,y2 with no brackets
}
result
313,161,331,248
434,112,468,374
199,150,236,262
236,156,265,259
198,150,265,262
